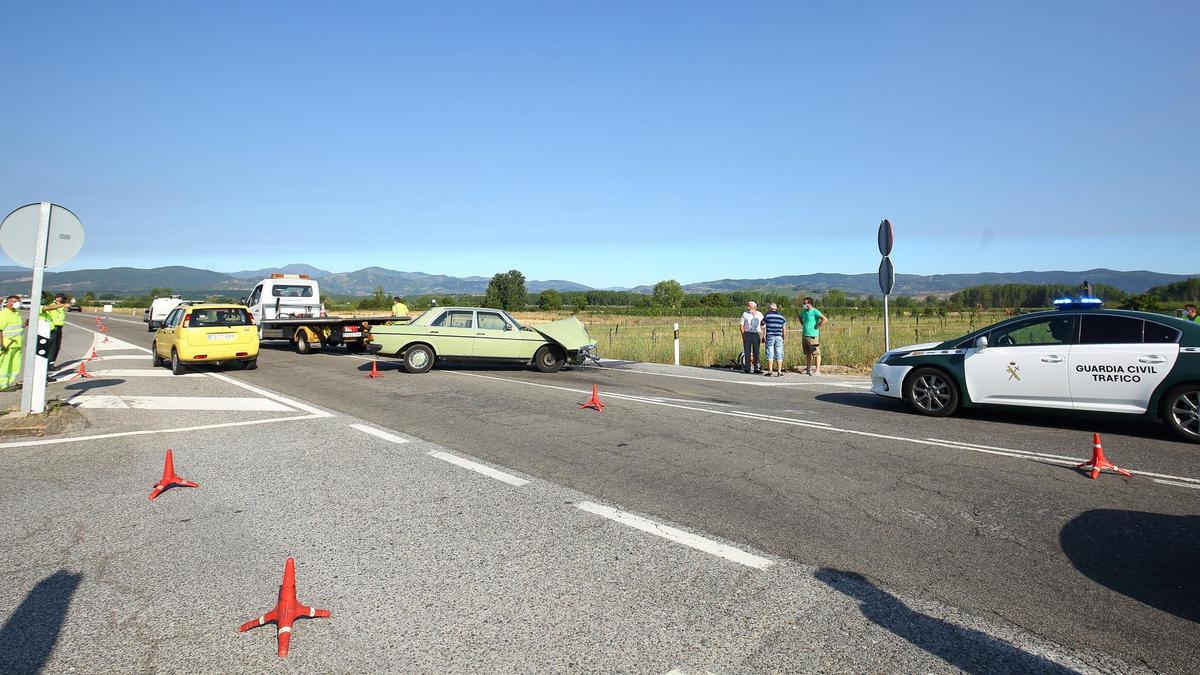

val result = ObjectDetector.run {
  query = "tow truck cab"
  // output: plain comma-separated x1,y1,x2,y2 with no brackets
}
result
244,274,324,324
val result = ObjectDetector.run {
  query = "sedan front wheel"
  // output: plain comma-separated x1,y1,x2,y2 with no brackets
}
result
904,367,960,417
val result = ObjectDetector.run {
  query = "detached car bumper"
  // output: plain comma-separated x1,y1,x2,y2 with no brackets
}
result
871,363,911,398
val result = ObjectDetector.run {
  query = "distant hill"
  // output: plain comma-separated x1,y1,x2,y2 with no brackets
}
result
0,265,1192,299
230,263,332,279
635,269,1198,297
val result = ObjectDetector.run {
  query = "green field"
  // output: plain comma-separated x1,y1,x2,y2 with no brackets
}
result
516,310,1011,372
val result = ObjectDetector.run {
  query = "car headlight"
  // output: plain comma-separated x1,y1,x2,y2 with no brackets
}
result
879,352,909,365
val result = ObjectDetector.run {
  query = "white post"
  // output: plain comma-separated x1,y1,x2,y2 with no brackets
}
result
673,322,680,366
19,203,50,415
883,294,891,353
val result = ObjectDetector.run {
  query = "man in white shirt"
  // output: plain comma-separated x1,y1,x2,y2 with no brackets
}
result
740,301,764,373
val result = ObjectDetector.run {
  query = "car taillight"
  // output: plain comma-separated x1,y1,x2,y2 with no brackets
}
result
194,354,207,359
236,352,248,357
246,314,255,325
182,313,191,325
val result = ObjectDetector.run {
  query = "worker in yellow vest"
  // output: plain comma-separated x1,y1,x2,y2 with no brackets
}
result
43,293,72,368
391,296,409,318
0,294,27,391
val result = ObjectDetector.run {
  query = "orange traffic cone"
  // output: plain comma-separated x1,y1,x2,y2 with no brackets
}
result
579,384,605,411
88,348,98,361
1076,433,1132,480
75,361,93,378
239,558,331,657
148,449,199,500
366,359,382,379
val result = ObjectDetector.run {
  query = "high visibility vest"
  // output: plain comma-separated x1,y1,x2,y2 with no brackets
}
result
392,302,409,317
0,307,22,349
51,306,66,327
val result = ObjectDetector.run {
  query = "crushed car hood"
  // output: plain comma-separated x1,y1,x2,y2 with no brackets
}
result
530,317,594,350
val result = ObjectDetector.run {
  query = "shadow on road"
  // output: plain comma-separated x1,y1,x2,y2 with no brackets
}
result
0,570,82,673
814,568,1076,674
1060,509,1200,623
63,378,126,392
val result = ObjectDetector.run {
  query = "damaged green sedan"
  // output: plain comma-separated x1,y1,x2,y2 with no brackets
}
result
365,307,599,374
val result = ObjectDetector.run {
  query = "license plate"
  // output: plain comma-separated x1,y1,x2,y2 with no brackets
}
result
343,330,362,338
208,333,236,341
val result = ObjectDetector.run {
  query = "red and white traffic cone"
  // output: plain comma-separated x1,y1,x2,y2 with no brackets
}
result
578,384,605,411
148,449,199,500
75,361,93,379
1076,433,1132,480
88,348,98,361
239,558,331,657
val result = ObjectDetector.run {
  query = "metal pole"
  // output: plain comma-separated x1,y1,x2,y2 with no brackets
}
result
673,323,680,366
20,203,51,414
883,294,891,353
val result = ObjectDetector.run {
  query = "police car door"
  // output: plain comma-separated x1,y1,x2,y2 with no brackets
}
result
1069,314,1179,413
962,315,1075,408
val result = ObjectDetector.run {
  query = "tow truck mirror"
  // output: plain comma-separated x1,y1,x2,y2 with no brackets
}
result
974,335,988,350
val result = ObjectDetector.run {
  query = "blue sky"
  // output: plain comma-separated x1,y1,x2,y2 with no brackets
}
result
1,1,1196,288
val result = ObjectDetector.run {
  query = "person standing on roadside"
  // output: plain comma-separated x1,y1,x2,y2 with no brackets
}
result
44,293,71,368
799,296,827,376
740,300,764,373
1185,304,1199,322
761,303,787,376
0,295,27,391
391,296,409,318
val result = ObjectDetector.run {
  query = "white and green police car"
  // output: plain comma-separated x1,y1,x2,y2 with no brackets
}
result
871,298,1200,443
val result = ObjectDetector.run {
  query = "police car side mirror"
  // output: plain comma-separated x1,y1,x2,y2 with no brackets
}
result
974,335,988,350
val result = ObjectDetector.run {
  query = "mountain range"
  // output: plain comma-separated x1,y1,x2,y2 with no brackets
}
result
0,265,1192,297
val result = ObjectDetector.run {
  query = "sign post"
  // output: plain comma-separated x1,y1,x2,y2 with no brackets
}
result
0,203,85,415
876,219,895,352
673,323,680,366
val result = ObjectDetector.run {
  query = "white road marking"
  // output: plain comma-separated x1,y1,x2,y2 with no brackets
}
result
731,410,832,427
577,501,773,570
1152,478,1200,490
79,354,147,361
206,372,333,418
61,368,204,378
0,413,326,449
576,364,871,389
427,450,530,486
451,371,1200,488
349,424,410,444
926,438,1083,463
72,395,294,411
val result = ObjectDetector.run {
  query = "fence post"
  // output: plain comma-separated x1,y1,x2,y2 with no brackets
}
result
673,323,680,366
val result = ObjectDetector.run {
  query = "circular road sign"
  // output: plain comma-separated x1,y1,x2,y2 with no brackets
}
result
877,218,894,257
878,256,896,295
0,203,85,268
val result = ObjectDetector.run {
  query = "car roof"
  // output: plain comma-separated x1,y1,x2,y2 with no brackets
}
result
180,303,249,310
938,306,1200,347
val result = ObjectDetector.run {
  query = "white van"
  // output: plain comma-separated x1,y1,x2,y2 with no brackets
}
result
144,295,185,332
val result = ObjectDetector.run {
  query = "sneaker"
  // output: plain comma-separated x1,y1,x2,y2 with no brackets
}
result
813,370,821,376
776,372,783,377
763,371,773,377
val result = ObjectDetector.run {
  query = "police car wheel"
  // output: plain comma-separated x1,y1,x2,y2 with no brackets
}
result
904,367,959,417
1163,384,1200,444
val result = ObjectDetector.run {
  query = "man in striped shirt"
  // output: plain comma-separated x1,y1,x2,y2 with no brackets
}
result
762,303,787,376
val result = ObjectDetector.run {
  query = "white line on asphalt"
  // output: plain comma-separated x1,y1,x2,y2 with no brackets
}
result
206,372,334,418
926,438,1083,463
576,364,871,389
427,450,530,486
72,395,294,411
576,501,773,570
0,413,326,449
60,368,204,378
731,410,833,427
1152,478,1200,490
451,371,1200,488
77,354,146,361
349,424,410,444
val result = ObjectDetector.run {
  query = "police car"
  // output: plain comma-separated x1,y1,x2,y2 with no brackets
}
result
871,298,1200,443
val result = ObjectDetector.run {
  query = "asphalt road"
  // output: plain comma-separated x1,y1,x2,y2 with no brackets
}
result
3,312,1197,672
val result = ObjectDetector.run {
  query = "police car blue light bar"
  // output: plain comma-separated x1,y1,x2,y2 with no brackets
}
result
1053,296,1103,309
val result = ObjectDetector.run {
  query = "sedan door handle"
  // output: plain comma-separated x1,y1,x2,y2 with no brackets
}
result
1139,356,1167,364
429,330,439,334
1041,355,1064,363
476,332,486,336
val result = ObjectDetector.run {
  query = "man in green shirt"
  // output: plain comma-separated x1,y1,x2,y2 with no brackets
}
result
0,295,26,391
798,296,828,376
391,296,409,318
44,293,71,367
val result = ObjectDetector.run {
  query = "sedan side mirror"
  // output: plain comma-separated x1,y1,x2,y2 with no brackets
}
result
504,323,513,331
974,335,988,350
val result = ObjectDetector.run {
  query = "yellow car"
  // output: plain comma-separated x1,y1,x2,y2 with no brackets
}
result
152,303,259,374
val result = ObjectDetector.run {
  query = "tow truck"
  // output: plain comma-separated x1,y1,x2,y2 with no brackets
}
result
244,274,402,354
